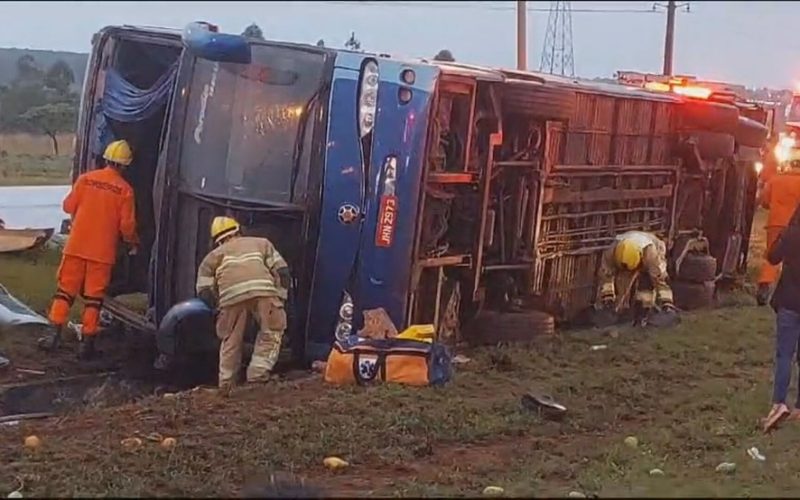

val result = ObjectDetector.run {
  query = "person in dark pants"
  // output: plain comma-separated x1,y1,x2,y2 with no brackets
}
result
763,204,800,432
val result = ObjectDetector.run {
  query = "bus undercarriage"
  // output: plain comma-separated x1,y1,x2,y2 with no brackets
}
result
409,65,767,342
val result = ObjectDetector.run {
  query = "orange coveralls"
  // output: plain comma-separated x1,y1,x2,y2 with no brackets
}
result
48,167,138,336
758,172,800,285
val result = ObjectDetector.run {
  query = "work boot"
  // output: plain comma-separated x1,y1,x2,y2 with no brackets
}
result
78,337,98,361
756,283,771,306
38,325,63,352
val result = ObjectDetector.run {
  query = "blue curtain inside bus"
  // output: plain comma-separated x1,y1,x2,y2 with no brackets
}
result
91,62,178,155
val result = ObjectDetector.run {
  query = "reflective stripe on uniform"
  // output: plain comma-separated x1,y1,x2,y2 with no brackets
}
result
218,279,287,305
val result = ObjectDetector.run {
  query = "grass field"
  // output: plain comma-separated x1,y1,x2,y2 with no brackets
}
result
0,211,790,498
0,153,72,186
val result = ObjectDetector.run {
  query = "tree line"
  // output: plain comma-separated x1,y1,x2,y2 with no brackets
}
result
0,55,78,155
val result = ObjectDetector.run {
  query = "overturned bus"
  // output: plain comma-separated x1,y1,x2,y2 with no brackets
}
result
70,24,767,374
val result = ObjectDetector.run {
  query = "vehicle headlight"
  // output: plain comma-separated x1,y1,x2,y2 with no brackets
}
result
339,301,354,323
775,134,796,163
335,291,355,341
335,322,353,341
359,60,379,138
754,161,764,175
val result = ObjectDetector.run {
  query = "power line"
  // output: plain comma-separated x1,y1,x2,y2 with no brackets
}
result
325,1,667,14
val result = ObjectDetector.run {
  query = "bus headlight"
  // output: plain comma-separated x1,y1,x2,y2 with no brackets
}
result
335,291,355,341
359,60,379,138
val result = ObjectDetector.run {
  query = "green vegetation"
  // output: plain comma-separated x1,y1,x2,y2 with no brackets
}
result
0,212,784,497
0,153,71,186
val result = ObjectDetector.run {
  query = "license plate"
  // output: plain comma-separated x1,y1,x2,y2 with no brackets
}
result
375,195,398,248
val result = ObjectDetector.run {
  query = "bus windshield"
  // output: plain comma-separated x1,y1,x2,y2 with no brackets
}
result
179,44,327,205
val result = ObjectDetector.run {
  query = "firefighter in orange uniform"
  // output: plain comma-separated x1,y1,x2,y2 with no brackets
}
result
757,164,800,305
39,140,139,359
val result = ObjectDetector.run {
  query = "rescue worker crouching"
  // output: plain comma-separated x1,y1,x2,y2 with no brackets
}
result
594,231,677,326
196,216,291,391
39,140,139,360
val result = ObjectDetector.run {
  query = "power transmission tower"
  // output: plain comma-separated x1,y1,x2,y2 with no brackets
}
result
539,1,575,77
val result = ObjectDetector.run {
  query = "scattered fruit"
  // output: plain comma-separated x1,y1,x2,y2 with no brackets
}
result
323,456,349,470
482,485,504,497
623,436,638,449
120,437,143,450
23,435,41,450
161,437,177,450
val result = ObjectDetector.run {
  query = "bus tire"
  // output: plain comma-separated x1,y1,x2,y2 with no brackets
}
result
679,101,739,134
466,310,555,345
672,280,715,310
691,131,735,159
677,253,718,282
501,82,576,121
735,116,769,148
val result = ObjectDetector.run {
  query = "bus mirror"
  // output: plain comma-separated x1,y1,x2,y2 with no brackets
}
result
182,22,252,64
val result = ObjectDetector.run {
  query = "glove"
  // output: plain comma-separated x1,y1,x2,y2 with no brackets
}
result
276,267,292,291
198,288,217,309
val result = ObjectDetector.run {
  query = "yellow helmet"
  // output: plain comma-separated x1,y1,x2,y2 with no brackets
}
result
614,239,642,271
210,216,240,245
103,140,133,166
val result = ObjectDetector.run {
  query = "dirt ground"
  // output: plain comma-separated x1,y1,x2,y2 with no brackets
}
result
1,210,795,498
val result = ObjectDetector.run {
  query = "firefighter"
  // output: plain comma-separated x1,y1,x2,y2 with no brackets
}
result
596,231,675,321
39,140,139,359
196,216,291,390
757,165,800,305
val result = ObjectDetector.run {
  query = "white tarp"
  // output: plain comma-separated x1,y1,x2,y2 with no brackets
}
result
0,284,50,327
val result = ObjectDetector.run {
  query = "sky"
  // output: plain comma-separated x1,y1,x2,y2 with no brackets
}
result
2,1,800,89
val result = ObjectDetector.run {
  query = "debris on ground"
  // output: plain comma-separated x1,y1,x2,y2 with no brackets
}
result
452,354,471,365
0,354,9,371
7,491,23,499
568,491,587,498
521,392,567,420
120,437,143,451
590,344,608,351
323,456,349,470
715,462,737,474
649,468,665,476
624,436,639,449
0,284,49,328
482,485,505,497
311,360,327,373
747,447,766,461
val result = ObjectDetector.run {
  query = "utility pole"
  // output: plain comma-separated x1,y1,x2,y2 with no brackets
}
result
655,1,689,76
517,0,527,70
662,0,676,75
